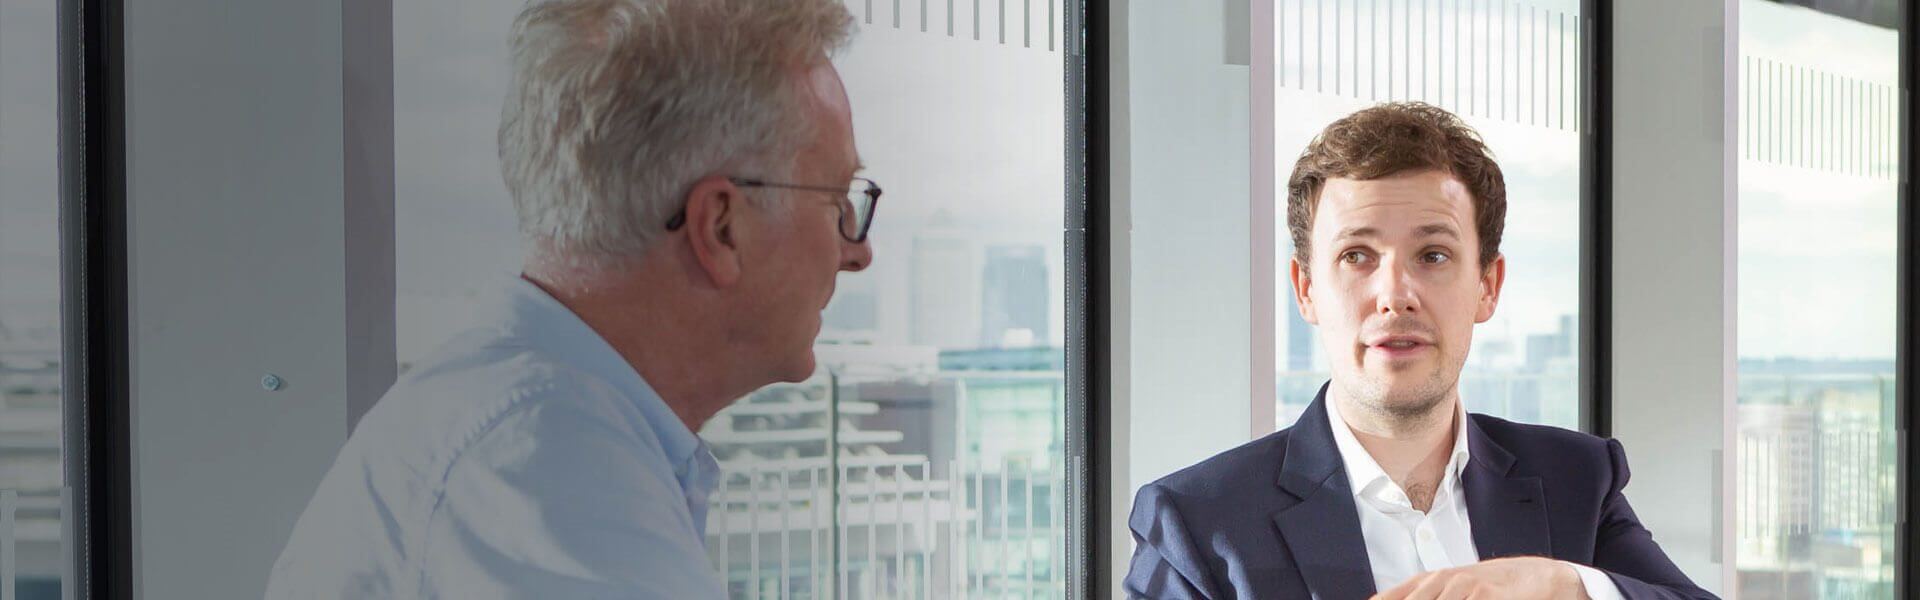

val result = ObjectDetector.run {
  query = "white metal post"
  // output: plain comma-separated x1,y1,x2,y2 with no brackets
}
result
2,489,15,600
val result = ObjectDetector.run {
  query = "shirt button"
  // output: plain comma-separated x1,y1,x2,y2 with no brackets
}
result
1419,529,1434,540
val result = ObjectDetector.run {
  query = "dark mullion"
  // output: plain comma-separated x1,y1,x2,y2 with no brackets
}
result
1895,0,1916,594
58,0,132,597
1064,0,1106,597
1579,0,1610,438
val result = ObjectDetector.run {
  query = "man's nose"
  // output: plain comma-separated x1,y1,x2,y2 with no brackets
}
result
1373,259,1419,315
839,238,873,272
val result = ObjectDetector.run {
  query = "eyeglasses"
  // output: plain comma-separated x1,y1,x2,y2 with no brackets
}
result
665,176,883,243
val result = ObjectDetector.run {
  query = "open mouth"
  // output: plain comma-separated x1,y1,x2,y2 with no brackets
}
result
1364,336,1434,359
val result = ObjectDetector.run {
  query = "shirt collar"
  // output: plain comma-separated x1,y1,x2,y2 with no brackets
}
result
486,276,710,481
1325,391,1473,500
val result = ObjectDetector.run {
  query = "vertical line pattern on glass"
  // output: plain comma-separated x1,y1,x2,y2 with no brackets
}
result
1418,0,1426,103
851,0,1057,52
1277,0,1582,132
1739,55,1897,180
1373,0,1381,102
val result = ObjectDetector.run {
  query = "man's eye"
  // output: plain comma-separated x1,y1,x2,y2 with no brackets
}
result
1422,251,1451,264
1340,251,1369,264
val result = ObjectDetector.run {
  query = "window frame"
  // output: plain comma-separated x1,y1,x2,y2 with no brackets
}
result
1067,1,1109,597
1581,0,1611,437
1896,0,1916,593
59,0,132,597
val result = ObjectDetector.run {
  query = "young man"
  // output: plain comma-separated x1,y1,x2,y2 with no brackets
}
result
1123,103,1715,600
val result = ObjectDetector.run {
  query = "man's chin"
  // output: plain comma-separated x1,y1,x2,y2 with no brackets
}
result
1352,372,1450,409
778,352,819,384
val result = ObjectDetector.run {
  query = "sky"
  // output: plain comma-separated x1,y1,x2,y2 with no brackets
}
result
1738,0,1900,361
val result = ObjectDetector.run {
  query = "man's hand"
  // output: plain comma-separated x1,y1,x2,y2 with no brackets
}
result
1370,557,1589,600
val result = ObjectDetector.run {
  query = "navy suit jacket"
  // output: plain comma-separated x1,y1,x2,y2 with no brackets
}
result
1123,387,1717,600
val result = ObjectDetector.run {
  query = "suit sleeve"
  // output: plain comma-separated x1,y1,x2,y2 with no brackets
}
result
1590,438,1722,600
1123,483,1220,599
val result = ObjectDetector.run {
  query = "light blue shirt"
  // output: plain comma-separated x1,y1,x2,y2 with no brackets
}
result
268,277,726,598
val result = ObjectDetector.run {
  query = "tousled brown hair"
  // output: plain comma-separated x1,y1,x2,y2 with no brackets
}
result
1286,102,1506,273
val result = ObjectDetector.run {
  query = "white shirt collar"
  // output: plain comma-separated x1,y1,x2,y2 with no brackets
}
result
1325,391,1472,504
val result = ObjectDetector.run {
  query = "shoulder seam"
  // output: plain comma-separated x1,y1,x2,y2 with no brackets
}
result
408,377,566,596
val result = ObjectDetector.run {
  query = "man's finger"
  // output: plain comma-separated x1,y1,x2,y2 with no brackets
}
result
1435,574,1477,600
1372,572,1428,600
1382,570,1455,600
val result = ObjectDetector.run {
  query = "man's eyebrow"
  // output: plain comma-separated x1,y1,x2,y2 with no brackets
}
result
1331,224,1460,241
1333,226,1379,241
1415,223,1461,240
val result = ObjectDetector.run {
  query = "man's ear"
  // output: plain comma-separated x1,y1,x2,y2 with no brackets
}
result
1475,252,1506,323
680,175,746,288
1289,257,1318,325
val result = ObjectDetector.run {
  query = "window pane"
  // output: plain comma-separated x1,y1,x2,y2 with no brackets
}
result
698,3,1069,596
393,2,522,372
1273,0,1585,430
1735,2,1902,597
0,1,71,597
394,1,1072,597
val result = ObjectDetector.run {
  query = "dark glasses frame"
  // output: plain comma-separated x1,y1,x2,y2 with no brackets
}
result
665,176,882,243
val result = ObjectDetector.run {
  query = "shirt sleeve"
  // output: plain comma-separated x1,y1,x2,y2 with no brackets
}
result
1566,559,1627,599
418,389,728,599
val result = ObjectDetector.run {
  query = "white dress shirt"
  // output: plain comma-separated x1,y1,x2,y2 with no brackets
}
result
267,277,726,598
1325,395,1623,599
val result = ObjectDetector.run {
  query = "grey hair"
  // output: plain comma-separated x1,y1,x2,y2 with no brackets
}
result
499,0,855,268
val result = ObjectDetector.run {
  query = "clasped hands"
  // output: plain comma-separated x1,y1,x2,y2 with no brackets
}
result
1370,557,1591,600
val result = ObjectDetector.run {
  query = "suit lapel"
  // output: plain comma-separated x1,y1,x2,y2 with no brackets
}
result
1271,387,1378,600
1462,416,1553,559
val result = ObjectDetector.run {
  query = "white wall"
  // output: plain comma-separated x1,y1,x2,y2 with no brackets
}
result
1104,2,1136,592
1609,0,1738,593
1110,1,1256,594
1122,0,1254,496
123,1,390,596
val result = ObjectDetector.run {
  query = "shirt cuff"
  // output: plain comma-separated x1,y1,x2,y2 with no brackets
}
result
1563,561,1625,600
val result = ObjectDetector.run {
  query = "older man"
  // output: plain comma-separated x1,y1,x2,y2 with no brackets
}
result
267,0,874,596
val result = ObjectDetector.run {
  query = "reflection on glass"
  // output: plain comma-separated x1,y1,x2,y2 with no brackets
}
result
0,1,70,598
395,1,1068,597
1735,1,1901,598
697,4,1068,596
1273,0,1584,431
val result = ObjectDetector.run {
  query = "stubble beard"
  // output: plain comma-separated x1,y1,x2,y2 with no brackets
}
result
1340,351,1466,431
